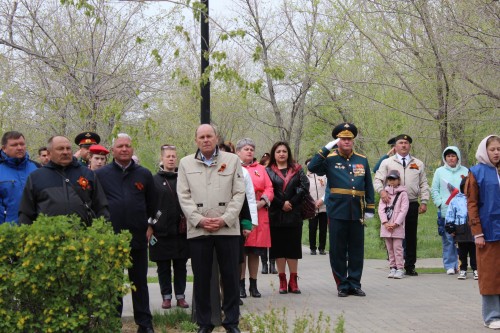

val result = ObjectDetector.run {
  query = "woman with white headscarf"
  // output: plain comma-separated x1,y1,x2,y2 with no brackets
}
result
466,135,500,330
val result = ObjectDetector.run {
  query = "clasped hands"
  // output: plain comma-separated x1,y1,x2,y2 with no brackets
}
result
384,222,398,232
199,217,226,232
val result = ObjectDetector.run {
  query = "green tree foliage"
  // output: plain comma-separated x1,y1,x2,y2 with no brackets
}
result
0,0,497,170
0,215,131,333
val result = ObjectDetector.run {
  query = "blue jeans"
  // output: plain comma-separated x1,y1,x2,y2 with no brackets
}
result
441,232,458,270
483,295,500,324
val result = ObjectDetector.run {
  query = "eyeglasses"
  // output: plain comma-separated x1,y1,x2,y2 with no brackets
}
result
161,145,176,150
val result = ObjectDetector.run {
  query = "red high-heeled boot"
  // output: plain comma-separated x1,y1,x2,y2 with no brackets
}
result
278,273,287,294
288,272,301,294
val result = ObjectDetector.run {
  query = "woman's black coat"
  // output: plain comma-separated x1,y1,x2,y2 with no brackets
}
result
149,170,189,261
266,166,309,228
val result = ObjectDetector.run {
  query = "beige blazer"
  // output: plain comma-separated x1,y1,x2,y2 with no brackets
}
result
177,150,245,239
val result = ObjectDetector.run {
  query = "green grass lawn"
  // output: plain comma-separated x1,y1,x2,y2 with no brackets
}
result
302,202,442,259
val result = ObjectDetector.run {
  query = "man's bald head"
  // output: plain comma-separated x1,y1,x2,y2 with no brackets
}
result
47,136,73,166
195,124,218,158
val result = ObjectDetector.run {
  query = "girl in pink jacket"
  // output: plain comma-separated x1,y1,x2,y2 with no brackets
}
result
378,170,409,279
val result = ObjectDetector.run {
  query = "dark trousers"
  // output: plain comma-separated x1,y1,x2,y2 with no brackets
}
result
404,202,420,271
189,236,240,330
329,218,364,291
309,212,328,251
157,258,188,299
458,242,477,271
118,248,152,328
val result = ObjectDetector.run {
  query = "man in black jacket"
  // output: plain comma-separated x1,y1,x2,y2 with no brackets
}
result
95,133,156,333
19,135,109,225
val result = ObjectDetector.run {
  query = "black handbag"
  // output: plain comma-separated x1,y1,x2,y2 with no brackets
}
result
301,193,317,219
454,222,474,243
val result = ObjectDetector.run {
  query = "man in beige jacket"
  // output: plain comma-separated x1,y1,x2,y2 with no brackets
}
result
374,134,430,276
177,124,245,333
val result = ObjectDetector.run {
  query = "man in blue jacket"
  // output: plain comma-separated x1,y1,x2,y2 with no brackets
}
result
0,131,39,225
19,136,109,226
95,133,157,333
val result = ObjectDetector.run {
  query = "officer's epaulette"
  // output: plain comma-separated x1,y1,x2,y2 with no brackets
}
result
354,152,366,158
327,151,338,157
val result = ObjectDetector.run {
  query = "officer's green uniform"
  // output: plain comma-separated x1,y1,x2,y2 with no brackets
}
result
308,123,374,295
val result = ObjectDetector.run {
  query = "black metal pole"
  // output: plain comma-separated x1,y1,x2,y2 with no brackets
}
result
192,0,222,328
200,0,210,124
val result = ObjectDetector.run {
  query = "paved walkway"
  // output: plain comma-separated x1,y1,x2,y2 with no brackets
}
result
123,248,483,332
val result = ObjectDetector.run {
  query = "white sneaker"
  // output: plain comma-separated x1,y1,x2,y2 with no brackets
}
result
486,320,500,329
473,270,478,280
446,268,455,275
458,270,467,280
388,268,396,278
393,269,405,279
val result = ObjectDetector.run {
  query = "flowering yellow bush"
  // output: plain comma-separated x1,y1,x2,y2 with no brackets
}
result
0,215,131,333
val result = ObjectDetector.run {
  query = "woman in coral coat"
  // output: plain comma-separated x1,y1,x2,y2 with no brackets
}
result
236,138,274,298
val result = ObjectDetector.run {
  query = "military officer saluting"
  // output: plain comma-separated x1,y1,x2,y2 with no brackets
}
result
74,132,100,166
308,122,375,297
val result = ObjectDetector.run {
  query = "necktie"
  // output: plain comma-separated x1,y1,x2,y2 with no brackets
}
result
402,157,406,168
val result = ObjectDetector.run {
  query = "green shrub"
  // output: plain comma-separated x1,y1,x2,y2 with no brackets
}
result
0,215,131,333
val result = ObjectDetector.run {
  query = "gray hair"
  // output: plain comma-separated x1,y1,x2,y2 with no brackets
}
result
112,133,132,147
236,138,256,152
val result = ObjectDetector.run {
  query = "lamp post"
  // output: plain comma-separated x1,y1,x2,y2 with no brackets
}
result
200,0,210,124
119,0,211,124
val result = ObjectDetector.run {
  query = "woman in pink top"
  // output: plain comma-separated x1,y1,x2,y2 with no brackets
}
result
236,138,274,298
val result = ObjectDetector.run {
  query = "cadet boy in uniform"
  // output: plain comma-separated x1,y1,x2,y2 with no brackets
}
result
74,132,100,166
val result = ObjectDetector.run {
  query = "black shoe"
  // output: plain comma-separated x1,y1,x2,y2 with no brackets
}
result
348,288,366,297
137,326,154,333
198,327,214,333
249,278,262,298
225,327,241,333
261,263,269,274
338,289,349,297
319,250,326,255
270,261,278,274
406,269,418,276
239,279,247,298
239,298,243,305
311,250,317,255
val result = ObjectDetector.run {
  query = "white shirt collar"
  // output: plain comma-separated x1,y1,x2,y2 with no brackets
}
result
396,153,410,165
